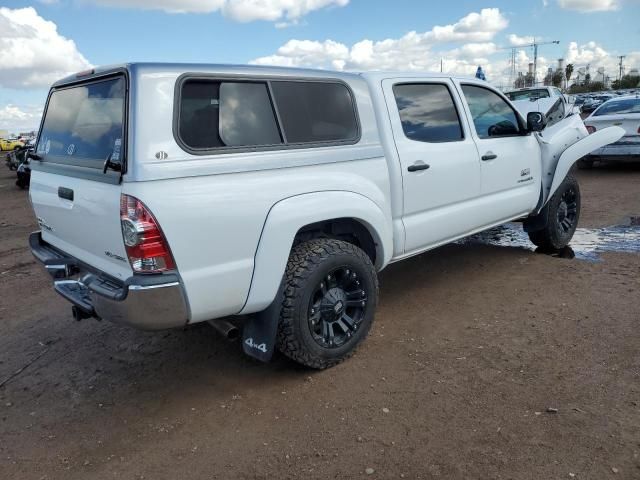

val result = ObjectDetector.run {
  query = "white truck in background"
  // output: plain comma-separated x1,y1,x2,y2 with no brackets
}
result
506,86,581,125
28,64,623,369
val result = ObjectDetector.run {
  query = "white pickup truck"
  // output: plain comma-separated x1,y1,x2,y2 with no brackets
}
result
28,64,623,369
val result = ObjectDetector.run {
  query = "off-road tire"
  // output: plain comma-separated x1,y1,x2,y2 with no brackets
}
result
276,238,378,369
576,158,594,169
528,175,581,250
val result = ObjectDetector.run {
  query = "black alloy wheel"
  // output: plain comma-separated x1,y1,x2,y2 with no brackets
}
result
307,266,368,349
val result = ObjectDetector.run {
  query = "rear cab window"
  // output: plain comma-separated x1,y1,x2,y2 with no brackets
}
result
35,73,127,182
175,76,360,154
506,89,550,101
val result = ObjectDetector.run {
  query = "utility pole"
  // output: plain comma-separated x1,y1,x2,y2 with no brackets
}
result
618,55,626,81
499,38,559,87
440,58,443,73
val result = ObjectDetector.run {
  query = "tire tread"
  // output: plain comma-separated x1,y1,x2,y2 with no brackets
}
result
276,238,378,369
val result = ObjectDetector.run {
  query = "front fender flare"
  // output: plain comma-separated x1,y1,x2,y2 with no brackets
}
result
546,126,624,202
240,191,393,314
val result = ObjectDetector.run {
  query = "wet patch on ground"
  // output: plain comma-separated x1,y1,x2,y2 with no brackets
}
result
460,216,640,261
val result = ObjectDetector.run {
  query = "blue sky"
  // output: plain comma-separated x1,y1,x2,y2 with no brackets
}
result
1,0,639,132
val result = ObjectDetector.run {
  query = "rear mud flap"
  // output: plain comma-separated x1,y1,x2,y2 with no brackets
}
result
242,279,284,363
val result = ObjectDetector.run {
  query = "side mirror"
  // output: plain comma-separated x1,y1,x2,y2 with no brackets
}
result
527,111,547,132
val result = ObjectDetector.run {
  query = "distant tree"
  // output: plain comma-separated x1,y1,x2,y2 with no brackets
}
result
524,72,535,87
616,74,640,89
569,82,607,93
565,63,574,87
589,81,606,92
584,73,591,85
552,71,564,88
514,75,525,89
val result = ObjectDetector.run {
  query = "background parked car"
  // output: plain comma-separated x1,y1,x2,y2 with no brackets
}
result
0,137,25,151
579,95,640,168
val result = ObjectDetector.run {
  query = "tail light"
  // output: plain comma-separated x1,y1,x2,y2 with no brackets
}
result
120,194,176,273
586,125,596,134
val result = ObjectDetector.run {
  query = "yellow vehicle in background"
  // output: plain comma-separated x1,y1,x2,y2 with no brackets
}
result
0,138,25,151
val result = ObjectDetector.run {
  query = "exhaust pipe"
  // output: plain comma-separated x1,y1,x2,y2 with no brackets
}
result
209,319,240,341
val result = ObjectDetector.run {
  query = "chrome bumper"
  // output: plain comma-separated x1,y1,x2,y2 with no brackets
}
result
30,231,189,330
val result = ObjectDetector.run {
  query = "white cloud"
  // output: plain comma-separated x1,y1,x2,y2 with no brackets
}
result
0,104,42,132
89,0,349,22
566,40,612,67
0,7,92,89
507,34,535,47
251,8,508,71
556,0,620,12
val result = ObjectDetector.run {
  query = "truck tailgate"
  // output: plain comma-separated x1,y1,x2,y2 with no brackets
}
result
30,170,132,281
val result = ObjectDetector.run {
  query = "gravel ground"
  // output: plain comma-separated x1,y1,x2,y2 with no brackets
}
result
1,163,639,480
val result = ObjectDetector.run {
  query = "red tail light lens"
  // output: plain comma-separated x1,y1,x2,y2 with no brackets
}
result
120,194,175,273
586,125,596,134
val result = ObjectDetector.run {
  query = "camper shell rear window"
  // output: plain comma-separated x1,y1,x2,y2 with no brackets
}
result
36,74,127,172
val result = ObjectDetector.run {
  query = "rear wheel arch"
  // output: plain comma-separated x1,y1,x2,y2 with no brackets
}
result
240,191,392,315
293,218,378,266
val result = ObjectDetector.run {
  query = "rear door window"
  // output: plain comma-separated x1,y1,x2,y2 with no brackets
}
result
37,76,126,169
393,83,463,142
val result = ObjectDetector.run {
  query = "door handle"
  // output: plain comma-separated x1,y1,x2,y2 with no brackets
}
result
481,153,498,161
407,163,430,172
58,187,74,201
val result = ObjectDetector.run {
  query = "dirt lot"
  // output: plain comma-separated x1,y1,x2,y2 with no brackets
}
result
1,165,639,480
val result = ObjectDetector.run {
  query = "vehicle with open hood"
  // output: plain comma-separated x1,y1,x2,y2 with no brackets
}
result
506,86,580,126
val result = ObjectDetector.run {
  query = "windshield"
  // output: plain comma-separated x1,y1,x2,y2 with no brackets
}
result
506,89,550,101
37,76,125,168
594,98,640,116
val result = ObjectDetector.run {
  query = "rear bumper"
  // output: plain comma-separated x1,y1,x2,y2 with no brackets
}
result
30,231,189,330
